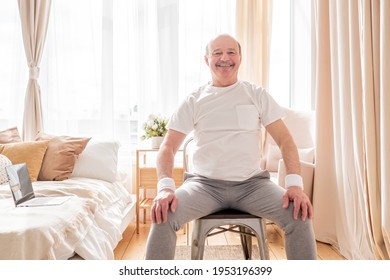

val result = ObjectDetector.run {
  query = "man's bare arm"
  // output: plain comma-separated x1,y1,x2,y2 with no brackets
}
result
151,129,186,224
265,119,313,221
157,129,187,180
265,119,300,175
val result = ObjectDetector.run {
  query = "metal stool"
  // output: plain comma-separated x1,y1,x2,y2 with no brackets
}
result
191,209,269,260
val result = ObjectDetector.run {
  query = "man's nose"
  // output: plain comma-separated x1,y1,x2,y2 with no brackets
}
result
220,52,229,61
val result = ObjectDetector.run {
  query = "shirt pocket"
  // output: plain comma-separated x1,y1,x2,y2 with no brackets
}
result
236,105,260,130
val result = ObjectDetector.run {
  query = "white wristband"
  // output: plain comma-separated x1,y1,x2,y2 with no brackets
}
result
157,177,176,192
285,174,304,189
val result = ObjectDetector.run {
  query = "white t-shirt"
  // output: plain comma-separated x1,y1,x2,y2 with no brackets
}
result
168,80,285,181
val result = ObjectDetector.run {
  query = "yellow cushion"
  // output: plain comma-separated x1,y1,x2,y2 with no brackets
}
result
36,132,91,181
0,141,49,182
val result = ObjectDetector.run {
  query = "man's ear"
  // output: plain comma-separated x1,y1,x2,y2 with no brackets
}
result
204,55,210,66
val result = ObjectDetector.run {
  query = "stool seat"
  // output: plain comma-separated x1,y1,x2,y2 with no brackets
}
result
199,209,258,219
191,209,270,260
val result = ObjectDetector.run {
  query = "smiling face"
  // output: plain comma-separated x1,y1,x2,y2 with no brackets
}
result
204,34,242,87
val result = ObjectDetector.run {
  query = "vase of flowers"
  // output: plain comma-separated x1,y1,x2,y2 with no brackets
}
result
141,114,168,149
150,136,164,149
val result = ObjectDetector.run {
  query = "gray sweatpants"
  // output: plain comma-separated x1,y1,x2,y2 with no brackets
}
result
145,171,317,260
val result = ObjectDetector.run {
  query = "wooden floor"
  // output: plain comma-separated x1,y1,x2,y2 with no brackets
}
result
114,221,346,260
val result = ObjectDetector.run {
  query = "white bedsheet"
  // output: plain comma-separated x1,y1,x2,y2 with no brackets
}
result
0,177,134,260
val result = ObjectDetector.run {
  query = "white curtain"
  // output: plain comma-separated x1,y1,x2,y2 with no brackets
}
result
1,0,235,167
177,0,236,102
37,0,234,167
18,0,51,141
313,0,390,260
0,2,26,129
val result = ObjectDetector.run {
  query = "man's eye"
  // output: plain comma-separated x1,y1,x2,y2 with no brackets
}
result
228,51,236,55
213,52,222,56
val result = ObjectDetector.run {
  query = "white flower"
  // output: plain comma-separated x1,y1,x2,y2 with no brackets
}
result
141,113,169,140
147,120,154,127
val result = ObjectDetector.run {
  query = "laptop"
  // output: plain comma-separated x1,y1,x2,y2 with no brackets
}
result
6,163,71,207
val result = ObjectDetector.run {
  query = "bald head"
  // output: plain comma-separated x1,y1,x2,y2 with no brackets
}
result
203,34,242,87
205,34,241,56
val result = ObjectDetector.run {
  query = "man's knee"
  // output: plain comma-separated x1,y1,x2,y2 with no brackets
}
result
151,212,183,233
279,205,313,233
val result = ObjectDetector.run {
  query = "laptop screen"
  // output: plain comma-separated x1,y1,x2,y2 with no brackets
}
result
6,163,35,206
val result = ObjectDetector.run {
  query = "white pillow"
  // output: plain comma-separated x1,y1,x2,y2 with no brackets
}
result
265,144,314,172
265,144,282,172
0,154,12,184
71,141,120,183
298,147,315,164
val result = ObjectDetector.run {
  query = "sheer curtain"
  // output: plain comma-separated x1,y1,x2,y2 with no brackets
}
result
313,0,390,260
113,0,235,148
178,0,236,100
41,0,102,137
1,0,235,167
0,2,29,131
40,0,234,168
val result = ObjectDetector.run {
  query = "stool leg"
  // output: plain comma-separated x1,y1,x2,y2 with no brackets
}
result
257,220,269,260
239,226,253,260
191,220,207,260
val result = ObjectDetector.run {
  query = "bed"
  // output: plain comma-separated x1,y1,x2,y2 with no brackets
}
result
0,128,136,260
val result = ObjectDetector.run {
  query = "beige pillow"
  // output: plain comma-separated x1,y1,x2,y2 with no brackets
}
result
0,127,22,144
36,132,91,181
0,141,49,182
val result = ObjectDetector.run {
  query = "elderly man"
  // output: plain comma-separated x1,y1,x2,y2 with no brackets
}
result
145,34,317,260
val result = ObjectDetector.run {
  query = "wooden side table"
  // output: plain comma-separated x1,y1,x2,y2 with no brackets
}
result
135,148,184,234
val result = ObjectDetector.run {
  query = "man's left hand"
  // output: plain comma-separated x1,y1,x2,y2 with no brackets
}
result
282,187,313,221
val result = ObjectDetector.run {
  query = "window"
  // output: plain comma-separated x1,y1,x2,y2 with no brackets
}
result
1,0,313,169
44,0,234,167
269,0,313,110
0,2,26,129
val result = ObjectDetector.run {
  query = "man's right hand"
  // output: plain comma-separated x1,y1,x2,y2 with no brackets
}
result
150,189,178,224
